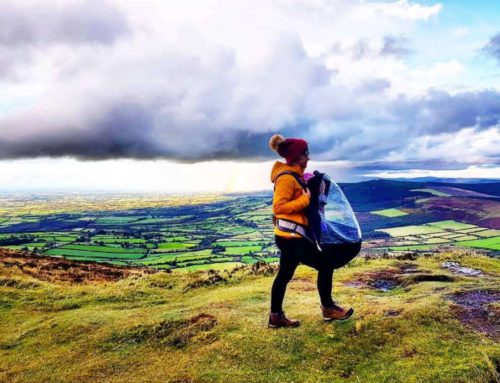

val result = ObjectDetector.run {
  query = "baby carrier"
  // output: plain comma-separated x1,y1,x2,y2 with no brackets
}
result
274,170,362,268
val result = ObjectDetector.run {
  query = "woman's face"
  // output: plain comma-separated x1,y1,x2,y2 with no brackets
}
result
295,150,309,169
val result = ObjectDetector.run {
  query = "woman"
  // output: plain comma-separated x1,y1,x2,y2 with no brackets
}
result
268,134,354,328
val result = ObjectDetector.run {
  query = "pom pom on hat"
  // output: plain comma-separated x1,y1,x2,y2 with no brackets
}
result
269,134,285,152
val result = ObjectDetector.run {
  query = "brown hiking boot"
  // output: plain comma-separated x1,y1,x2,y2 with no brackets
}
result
321,304,354,322
268,311,300,328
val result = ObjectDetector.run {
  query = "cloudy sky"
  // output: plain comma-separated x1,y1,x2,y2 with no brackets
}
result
0,0,499,192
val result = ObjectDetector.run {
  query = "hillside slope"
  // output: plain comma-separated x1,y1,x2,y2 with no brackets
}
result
0,249,499,383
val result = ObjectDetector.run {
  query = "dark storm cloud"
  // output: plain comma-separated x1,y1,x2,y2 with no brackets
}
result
392,90,500,134
0,0,129,47
0,102,160,160
482,32,500,64
380,36,412,57
0,33,499,168
0,35,339,162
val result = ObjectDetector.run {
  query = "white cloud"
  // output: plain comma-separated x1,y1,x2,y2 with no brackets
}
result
383,127,500,165
370,0,442,21
366,165,500,180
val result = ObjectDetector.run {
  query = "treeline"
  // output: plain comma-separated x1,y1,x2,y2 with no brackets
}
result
0,235,36,246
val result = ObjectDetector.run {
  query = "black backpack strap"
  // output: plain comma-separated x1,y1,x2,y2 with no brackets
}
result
273,171,307,191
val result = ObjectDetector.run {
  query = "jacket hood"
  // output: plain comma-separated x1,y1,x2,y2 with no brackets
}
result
270,161,305,183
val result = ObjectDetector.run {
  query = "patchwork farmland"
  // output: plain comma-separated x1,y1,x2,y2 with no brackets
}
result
0,179,499,270
373,220,500,251
0,193,277,271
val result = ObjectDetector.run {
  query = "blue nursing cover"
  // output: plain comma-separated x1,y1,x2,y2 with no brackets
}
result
321,180,362,244
306,171,362,246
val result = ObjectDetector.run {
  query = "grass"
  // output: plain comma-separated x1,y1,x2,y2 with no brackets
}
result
370,208,409,217
0,251,499,382
410,188,451,197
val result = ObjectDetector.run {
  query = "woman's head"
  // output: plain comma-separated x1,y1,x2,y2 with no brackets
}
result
269,134,309,168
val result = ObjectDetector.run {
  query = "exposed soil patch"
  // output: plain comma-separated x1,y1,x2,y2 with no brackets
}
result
346,268,403,292
406,274,455,283
449,290,500,341
290,277,316,291
441,261,483,277
384,310,401,317
344,281,365,288
346,264,455,292
0,249,156,283
397,263,419,274
183,270,228,292
249,261,279,276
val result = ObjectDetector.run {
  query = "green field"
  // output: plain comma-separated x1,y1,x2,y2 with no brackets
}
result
45,249,146,259
375,220,500,252
60,244,147,253
95,216,144,224
475,229,500,238
426,220,477,230
223,246,262,255
173,261,244,272
370,208,409,217
377,225,444,237
156,242,198,250
214,241,265,247
410,188,451,197
92,235,146,244
141,250,215,266
455,237,500,251
453,235,481,241
162,236,190,242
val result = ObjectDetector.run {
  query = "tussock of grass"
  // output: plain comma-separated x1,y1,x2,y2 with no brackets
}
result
107,313,217,349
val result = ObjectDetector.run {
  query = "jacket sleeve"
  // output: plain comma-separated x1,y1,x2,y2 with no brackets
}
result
273,175,310,215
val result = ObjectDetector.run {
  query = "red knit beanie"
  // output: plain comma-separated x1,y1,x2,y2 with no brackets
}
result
269,134,309,165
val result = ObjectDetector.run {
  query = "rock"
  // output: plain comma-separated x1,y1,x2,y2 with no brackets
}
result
441,261,482,276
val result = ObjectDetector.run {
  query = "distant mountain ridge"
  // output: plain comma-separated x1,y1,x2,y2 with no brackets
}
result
390,177,499,184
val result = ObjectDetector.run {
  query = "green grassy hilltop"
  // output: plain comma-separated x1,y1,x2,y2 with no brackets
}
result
1,249,499,383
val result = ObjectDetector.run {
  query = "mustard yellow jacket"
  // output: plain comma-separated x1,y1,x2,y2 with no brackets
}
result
270,161,310,238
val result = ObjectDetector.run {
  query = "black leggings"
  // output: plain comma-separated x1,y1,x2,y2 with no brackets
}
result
270,236,361,313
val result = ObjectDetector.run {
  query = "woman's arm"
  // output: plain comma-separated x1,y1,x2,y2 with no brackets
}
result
273,176,310,215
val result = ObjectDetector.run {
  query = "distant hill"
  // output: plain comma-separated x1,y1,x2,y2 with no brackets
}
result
392,177,500,184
